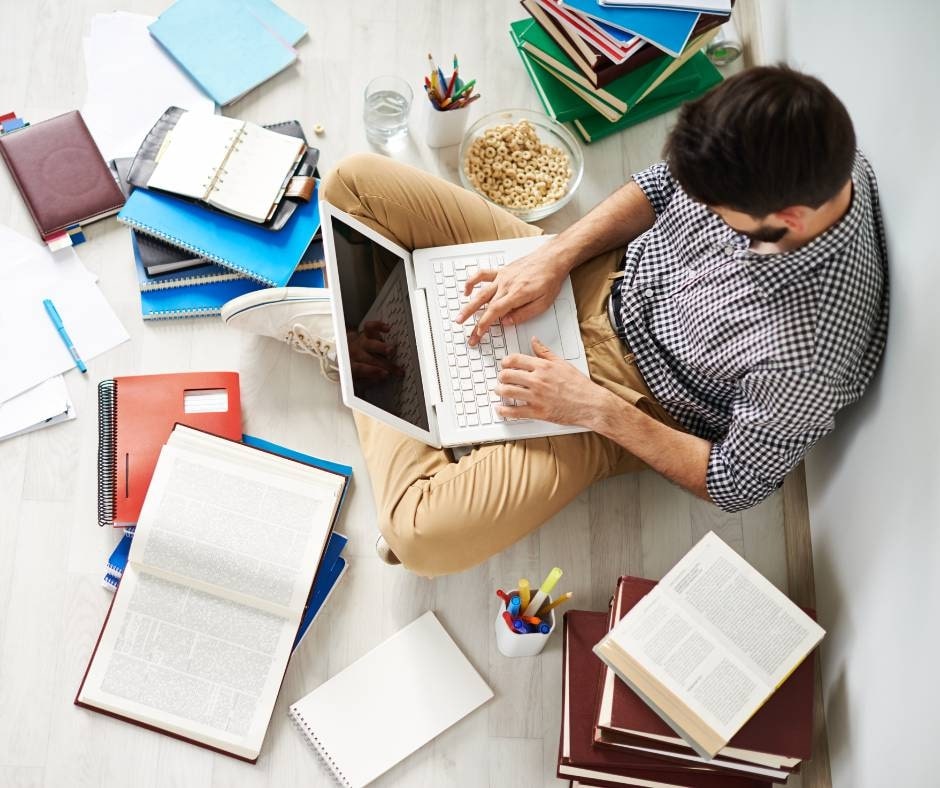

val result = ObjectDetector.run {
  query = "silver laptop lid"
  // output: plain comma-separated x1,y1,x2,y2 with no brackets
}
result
320,201,440,447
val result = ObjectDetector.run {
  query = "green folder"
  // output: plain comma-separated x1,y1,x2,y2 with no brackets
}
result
570,53,724,143
509,17,718,118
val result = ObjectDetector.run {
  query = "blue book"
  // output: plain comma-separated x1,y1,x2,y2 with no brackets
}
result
139,263,325,319
294,538,348,649
102,527,136,590
559,0,701,56
135,237,324,291
148,0,305,106
119,182,321,287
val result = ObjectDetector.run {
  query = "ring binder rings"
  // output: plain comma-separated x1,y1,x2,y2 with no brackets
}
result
288,711,354,788
96,380,118,527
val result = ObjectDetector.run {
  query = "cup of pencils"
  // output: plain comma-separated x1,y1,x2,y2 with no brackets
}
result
423,53,479,149
494,568,572,658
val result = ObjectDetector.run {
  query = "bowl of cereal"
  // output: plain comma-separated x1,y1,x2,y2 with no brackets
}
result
459,108,584,222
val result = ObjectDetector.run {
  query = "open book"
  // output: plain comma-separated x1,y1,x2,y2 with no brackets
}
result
146,112,306,223
76,425,346,761
593,531,825,760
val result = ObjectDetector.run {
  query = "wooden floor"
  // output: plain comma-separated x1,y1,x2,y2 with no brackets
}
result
0,1,829,786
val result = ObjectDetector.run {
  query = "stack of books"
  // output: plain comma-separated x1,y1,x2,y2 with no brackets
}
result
559,532,825,787
510,0,731,142
110,111,325,320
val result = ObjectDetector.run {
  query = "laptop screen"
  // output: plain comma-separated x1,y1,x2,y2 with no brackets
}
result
330,215,429,431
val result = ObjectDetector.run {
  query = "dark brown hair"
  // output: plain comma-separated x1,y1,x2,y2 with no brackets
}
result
664,65,856,216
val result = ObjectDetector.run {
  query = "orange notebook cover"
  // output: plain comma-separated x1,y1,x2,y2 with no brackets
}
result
96,372,241,526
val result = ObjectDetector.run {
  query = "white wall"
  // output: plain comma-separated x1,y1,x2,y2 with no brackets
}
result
759,1,940,786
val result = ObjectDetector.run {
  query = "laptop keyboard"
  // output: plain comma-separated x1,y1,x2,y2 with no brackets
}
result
432,253,526,429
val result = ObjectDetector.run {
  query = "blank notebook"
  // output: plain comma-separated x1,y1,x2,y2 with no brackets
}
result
146,112,306,223
289,611,493,787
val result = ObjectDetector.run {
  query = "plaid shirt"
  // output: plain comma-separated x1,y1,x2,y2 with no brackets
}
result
618,152,888,512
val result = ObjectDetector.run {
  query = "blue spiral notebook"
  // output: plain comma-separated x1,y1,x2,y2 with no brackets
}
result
148,0,306,106
138,262,325,319
119,182,321,287
559,0,703,56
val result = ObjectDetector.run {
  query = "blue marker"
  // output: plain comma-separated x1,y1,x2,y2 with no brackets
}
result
507,595,521,618
512,619,527,634
43,298,87,373
538,623,551,634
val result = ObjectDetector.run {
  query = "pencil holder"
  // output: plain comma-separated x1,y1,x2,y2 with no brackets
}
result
494,592,556,658
424,102,470,148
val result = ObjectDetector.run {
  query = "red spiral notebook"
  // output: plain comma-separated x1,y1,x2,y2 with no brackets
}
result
96,372,242,526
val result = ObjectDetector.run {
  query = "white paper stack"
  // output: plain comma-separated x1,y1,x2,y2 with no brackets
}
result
81,11,217,161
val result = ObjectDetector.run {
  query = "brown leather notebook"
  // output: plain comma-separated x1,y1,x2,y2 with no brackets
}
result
597,577,815,764
0,110,125,240
559,610,773,788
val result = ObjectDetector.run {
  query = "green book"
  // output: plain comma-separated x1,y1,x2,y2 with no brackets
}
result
510,25,619,123
571,52,724,144
509,17,718,118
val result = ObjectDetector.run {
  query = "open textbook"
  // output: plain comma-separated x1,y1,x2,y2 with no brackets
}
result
76,425,346,761
594,531,825,760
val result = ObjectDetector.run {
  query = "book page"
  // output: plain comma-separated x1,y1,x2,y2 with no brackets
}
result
208,121,305,222
604,533,824,740
147,113,244,200
130,438,340,617
79,566,295,759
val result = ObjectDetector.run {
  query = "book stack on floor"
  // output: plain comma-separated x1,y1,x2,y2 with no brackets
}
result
111,108,325,320
559,532,825,787
510,0,731,142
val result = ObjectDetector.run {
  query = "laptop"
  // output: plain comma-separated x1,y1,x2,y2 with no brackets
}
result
321,201,589,448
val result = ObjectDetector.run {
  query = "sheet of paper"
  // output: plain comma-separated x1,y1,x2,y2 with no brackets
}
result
81,11,217,161
0,376,75,442
0,232,128,403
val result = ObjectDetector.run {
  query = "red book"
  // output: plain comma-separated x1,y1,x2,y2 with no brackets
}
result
560,610,773,788
97,372,242,526
595,578,815,773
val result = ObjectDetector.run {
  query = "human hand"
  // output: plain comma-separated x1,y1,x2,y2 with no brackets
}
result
346,321,403,384
494,337,613,426
456,243,569,346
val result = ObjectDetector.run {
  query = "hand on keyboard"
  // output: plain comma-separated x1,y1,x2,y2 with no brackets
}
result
456,242,571,347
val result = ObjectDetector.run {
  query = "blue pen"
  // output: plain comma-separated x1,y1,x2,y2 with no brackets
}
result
43,298,87,373
538,622,551,634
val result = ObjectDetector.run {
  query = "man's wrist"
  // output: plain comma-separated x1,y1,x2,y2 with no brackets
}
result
585,385,629,435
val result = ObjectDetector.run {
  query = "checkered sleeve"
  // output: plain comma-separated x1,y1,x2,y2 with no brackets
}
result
631,161,679,216
706,368,848,512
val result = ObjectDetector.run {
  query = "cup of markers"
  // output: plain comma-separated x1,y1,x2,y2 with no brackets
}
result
494,567,572,658
423,52,479,149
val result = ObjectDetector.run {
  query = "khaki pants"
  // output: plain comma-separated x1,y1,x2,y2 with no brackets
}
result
322,153,676,576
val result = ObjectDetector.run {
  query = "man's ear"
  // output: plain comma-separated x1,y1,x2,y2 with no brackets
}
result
770,205,810,233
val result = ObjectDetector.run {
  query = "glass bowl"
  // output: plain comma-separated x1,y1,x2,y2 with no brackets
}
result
458,108,584,223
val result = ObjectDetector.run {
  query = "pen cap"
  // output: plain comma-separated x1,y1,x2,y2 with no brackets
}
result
494,590,555,659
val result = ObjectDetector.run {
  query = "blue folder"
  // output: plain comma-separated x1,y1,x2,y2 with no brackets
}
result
148,0,305,106
119,182,321,287
560,0,701,56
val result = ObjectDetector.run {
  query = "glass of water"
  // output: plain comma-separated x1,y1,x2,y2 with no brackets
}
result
363,75,413,146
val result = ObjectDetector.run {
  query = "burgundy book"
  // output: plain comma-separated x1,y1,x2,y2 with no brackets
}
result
596,578,815,767
0,110,124,240
560,610,772,788
524,0,734,88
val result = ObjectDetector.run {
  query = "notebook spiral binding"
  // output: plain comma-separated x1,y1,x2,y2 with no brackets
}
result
288,708,353,788
116,215,275,286
97,379,118,527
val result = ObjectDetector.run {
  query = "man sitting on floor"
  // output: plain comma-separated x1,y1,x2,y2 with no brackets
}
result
224,66,888,576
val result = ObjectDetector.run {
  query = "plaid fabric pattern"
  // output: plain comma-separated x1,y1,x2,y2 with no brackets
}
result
618,152,888,512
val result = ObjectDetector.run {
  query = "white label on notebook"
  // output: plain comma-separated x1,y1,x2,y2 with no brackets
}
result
183,388,229,413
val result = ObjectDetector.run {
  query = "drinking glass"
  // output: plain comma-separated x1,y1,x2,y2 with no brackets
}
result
363,75,413,146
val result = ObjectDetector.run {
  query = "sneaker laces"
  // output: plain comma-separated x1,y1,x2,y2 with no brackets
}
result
285,324,338,381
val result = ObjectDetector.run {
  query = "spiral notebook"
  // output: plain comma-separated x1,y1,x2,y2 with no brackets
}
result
289,611,493,787
97,372,242,526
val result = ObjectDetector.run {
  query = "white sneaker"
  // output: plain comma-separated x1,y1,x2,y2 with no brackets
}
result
221,287,338,380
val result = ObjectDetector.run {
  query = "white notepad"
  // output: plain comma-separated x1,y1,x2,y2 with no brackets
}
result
147,112,305,223
289,611,493,787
